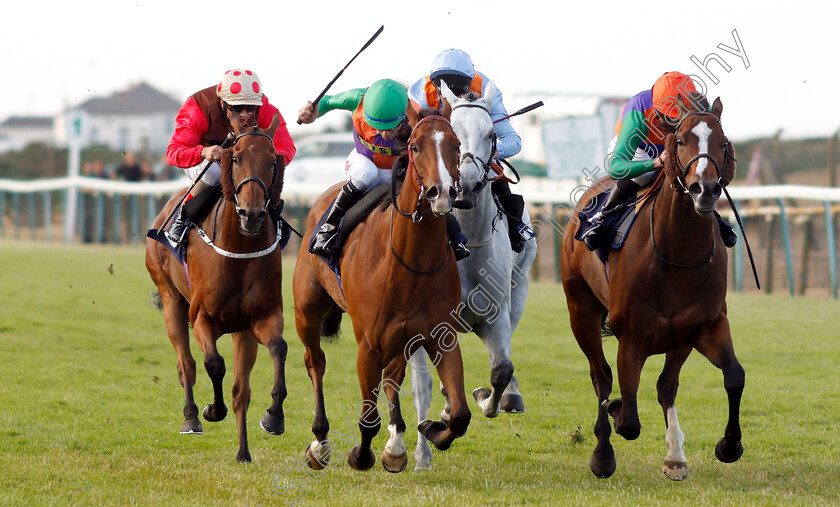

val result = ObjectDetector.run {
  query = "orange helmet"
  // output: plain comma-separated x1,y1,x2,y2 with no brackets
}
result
652,71,697,119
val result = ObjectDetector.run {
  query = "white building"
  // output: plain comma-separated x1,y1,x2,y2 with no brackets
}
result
0,116,55,153
55,82,181,154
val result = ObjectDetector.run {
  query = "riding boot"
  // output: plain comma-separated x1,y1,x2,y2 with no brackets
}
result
311,181,365,257
581,179,640,251
715,211,737,248
446,213,470,261
492,179,534,253
166,181,223,247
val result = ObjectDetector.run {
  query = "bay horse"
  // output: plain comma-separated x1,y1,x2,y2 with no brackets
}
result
408,81,537,470
145,114,288,463
292,110,470,473
560,97,744,479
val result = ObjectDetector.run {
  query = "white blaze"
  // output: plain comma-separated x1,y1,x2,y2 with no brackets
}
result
691,121,712,178
433,130,454,187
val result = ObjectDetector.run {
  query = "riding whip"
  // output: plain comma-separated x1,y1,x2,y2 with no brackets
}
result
296,25,385,125
157,132,236,234
493,101,544,124
723,186,761,290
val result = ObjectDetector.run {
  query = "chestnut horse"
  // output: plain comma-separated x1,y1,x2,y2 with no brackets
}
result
146,114,288,463
292,111,470,472
560,97,744,479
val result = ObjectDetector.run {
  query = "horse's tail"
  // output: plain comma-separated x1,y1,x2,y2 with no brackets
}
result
600,311,614,338
320,311,343,343
150,290,163,311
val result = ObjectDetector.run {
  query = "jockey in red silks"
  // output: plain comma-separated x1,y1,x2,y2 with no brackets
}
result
580,71,735,251
408,48,534,253
165,68,296,246
297,78,470,260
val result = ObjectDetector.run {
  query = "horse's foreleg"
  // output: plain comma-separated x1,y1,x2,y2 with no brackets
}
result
567,296,614,478
253,314,287,436
231,331,259,463
193,314,227,423
409,349,433,471
657,347,692,480
473,323,515,418
418,342,470,452
347,347,381,471
161,291,202,434
695,316,744,464
613,339,645,441
297,313,331,471
381,356,408,473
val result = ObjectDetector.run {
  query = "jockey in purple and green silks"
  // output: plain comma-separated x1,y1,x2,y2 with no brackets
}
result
581,71,735,251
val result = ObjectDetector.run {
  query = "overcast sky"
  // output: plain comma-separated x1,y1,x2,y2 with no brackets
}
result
2,0,836,142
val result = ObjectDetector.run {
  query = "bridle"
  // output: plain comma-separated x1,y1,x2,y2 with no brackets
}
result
670,111,736,194
229,130,279,215
391,115,461,223
450,101,497,182
389,115,458,274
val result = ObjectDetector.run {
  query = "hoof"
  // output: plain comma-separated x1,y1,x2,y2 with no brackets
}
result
605,398,622,419
499,393,526,413
180,418,203,435
418,420,451,451
589,452,616,478
203,403,228,422
347,445,376,471
305,441,329,470
472,387,499,418
662,460,689,481
414,441,432,471
236,449,252,463
715,438,743,463
381,451,408,473
260,411,285,435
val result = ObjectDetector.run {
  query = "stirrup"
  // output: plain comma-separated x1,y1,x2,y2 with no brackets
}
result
166,218,190,247
311,226,338,256
452,242,470,261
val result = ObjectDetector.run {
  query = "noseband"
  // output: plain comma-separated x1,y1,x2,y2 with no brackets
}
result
230,130,279,213
671,112,736,193
450,101,497,181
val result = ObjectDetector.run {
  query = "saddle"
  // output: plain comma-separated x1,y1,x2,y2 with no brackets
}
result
574,189,644,263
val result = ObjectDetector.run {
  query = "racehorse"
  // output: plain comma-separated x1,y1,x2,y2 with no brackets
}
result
292,110,470,473
408,81,537,470
145,114,289,463
560,97,744,479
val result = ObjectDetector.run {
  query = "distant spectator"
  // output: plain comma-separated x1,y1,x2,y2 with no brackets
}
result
153,154,178,181
82,159,108,179
114,152,145,181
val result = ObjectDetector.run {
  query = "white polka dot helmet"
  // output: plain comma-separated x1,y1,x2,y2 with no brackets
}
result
217,69,263,106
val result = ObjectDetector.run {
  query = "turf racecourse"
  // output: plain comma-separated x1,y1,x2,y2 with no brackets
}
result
0,240,838,506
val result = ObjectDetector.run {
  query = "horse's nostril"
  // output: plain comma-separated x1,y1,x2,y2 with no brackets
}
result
426,187,439,199
688,182,702,197
712,183,722,199
475,181,485,193
448,186,458,199
237,209,248,218
258,210,267,220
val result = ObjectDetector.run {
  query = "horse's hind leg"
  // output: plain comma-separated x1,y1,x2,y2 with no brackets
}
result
418,341,471,452
409,350,433,471
161,291,203,434
657,347,692,480
193,314,227,423
381,356,409,473
231,331,259,463
347,346,381,471
695,316,745,464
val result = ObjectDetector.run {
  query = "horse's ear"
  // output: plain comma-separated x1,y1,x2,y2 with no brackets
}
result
406,104,419,128
711,97,723,119
439,80,458,108
220,149,235,201
482,80,497,107
264,112,280,138
664,133,679,182
440,97,452,120
720,140,736,186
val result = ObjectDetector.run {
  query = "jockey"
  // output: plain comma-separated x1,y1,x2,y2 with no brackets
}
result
297,78,470,260
165,68,296,246
408,48,534,253
580,71,736,251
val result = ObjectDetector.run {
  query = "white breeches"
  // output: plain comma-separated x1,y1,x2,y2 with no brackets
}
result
183,161,221,186
344,149,392,192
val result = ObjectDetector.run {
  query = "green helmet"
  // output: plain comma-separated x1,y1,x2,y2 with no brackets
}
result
363,79,408,130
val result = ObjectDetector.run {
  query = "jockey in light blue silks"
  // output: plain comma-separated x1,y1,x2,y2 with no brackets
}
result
408,49,534,253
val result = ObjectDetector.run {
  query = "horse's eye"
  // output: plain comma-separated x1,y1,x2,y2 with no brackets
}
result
232,155,238,164
676,137,684,146
410,144,418,153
